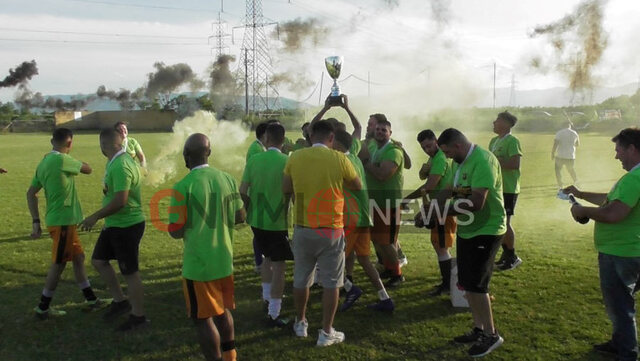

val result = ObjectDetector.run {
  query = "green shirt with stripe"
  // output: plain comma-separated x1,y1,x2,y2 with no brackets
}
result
366,141,404,209
452,146,506,238
350,137,362,156
30,152,83,226
246,139,265,161
488,134,523,194
124,137,143,162
346,141,373,228
594,165,640,257
428,149,454,195
170,166,243,281
103,153,145,228
241,149,289,231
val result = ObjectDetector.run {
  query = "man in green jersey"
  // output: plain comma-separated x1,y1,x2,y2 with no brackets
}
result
363,118,406,288
240,123,293,327
565,128,640,361
246,121,269,273
292,122,311,151
115,121,147,168
436,128,506,357
246,122,268,162
169,133,244,361
27,128,102,319
333,130,394,312
489,111,523,271
80,128,148,332
360,113,411,269
403,129,457,296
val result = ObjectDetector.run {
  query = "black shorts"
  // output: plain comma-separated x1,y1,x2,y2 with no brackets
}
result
251,227,293,262
92,222,145,275
503,193,518,216
456,234,503,293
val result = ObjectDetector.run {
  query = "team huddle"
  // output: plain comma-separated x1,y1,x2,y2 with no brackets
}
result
22,95,640,360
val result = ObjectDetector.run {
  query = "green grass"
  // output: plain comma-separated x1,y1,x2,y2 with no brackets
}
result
0,129,629,360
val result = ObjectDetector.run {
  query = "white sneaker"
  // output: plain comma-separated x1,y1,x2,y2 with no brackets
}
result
399,257,408,268
293,318,308,337
316,328,345,346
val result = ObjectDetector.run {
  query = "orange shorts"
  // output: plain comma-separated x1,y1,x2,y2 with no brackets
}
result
345,227,371,257
48,225,84,264
183,275,235,319
430,216,457,249
370,208,400,246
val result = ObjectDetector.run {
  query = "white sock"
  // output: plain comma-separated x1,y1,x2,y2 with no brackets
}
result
268,298,282,319
42,288,54,298
261,283,271,301
78,280,91,289
343,278,353,292
438,253,452,262
378,288,390,301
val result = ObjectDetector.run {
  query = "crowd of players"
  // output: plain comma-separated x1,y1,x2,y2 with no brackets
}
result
12,95,640,360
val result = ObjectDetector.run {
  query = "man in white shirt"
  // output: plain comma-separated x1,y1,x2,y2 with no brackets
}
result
552,121,580,188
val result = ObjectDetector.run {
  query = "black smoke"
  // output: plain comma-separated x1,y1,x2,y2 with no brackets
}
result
0,60,38,88
145,62,203,99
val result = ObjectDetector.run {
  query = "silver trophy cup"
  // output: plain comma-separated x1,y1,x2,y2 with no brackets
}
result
325,56,344,105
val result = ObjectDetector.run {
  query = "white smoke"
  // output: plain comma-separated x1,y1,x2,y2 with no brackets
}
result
145,110,250,187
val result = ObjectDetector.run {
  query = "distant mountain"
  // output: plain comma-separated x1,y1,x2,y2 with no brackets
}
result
476,83,639,108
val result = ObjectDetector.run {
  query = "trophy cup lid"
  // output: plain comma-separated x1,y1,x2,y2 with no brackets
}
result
325,56,343,80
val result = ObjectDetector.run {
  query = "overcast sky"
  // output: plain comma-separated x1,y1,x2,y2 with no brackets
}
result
0,0,638,104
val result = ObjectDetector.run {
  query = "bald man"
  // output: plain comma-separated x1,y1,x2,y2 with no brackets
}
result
169,133,245,361
80,128,147,332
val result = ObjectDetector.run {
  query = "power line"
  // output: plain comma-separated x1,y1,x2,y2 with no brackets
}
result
342,73,389,86
64,0,219,13
63,0,245,20
0,27,204,40
298,78,321,103
0,38,206,46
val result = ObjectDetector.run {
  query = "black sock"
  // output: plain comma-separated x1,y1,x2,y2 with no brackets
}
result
504,247,516,258
221,340,236,352
82,287,97,301
439,259,452,288
130,314,146,323
38,295,52,311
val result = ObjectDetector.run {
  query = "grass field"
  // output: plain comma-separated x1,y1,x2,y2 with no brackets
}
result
0,128,631,361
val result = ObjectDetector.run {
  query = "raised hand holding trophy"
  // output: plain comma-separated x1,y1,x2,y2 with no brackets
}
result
325,56,344,106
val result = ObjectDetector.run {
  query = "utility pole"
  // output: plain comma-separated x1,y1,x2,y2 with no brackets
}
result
493,62,496,109
318,72,324,105
244,48,249,115
508,73,516,108
636,75,640,122
235,0,280,116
